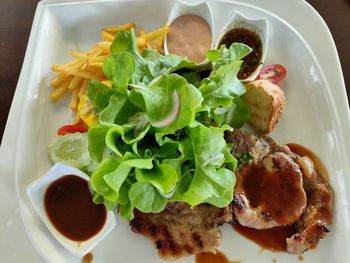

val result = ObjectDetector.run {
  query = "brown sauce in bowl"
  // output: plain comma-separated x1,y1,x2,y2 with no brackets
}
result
219,28,262,79
167,15,212,63
44,174,107,241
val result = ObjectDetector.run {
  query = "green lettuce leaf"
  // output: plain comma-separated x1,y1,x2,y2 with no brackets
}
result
182,123,237,207
110,29,153,85
135,160,178,194
88,124,115,162
129,182,167,213
81,32,254,220
103,52,135,92
129,74,203,133
199,61,246,109
87,80,115,113
99,93,138,125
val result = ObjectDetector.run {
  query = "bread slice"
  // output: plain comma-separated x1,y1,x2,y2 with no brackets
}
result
242,79,285,134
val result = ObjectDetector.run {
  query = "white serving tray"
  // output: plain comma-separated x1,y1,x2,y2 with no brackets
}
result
1,0,350,262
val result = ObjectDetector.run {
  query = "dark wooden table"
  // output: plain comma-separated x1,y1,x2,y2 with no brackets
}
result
1,0,349,144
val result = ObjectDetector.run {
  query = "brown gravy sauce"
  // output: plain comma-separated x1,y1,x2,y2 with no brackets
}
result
232,223,296,252
239,162,305,225
195,251,241,263
44,175,107,241
287,143,329,181
167,15,212,63
82,252,93,263
219,28,262,79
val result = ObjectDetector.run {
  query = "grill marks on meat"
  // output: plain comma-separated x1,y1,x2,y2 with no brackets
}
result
226,129,333,255
286,156,333,254
130,202,232,260
226,130,307,229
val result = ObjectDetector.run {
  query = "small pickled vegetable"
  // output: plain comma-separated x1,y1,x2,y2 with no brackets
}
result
48,133,91,169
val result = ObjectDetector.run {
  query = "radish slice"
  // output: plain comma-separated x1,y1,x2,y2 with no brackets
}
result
151,91,180,128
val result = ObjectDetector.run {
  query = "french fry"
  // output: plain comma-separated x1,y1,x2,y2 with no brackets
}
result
68,76,84,90
69,51,107,63
78,79,90,98
138,28,146,36
142,26,169,41
98,36,147,51
51,73,70,88
50,22,169,113
52,64,105,80
70,86,80,111
72,113,82,125
101,31,115,42
103,22,136,33
86,46,102,56
84,66,105,78
87,62,103,68
136,37,147,48
97,42,111,53
50,77,72,101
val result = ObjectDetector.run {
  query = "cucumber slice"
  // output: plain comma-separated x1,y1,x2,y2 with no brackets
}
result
48,133,91,169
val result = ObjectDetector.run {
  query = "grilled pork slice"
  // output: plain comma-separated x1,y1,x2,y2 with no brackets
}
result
226,129,307,229
130,202,232,260
287,156,333,254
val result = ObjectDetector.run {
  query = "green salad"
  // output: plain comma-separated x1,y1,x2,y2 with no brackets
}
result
49,29,252,220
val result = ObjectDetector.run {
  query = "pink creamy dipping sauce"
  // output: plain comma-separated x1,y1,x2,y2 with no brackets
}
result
167,15,212,63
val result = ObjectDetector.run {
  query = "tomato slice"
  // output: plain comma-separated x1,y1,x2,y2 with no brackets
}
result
258,64,287,84
57,124,88,136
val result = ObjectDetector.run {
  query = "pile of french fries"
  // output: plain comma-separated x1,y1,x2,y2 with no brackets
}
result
50,22,169,125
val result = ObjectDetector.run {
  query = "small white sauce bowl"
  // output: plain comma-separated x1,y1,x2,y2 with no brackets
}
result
26,162,116,257
215,11,269,82
163,0,214,65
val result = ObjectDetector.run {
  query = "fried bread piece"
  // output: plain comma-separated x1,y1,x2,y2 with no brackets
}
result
242,79,285,134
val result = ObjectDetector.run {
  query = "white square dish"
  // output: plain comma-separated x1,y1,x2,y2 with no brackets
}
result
1,0,349,262
26,162,116,256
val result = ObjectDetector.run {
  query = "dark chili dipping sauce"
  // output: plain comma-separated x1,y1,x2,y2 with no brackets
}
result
219,28,262,79
44,175,107,241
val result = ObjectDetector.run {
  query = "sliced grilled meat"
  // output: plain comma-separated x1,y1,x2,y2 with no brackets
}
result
286,156,333,254
225,130,307,229
130,202,232,260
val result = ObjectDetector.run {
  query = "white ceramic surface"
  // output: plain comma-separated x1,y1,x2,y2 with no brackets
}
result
26,162,116,257
1,0,349,262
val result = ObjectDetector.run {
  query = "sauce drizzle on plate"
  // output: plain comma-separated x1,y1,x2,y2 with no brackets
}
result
195,251,241,263
232,223,296,252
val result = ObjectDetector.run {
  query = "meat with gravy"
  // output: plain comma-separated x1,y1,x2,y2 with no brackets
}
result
226,129,333,255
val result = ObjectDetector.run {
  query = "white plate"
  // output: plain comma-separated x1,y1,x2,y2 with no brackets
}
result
1,0,350,262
